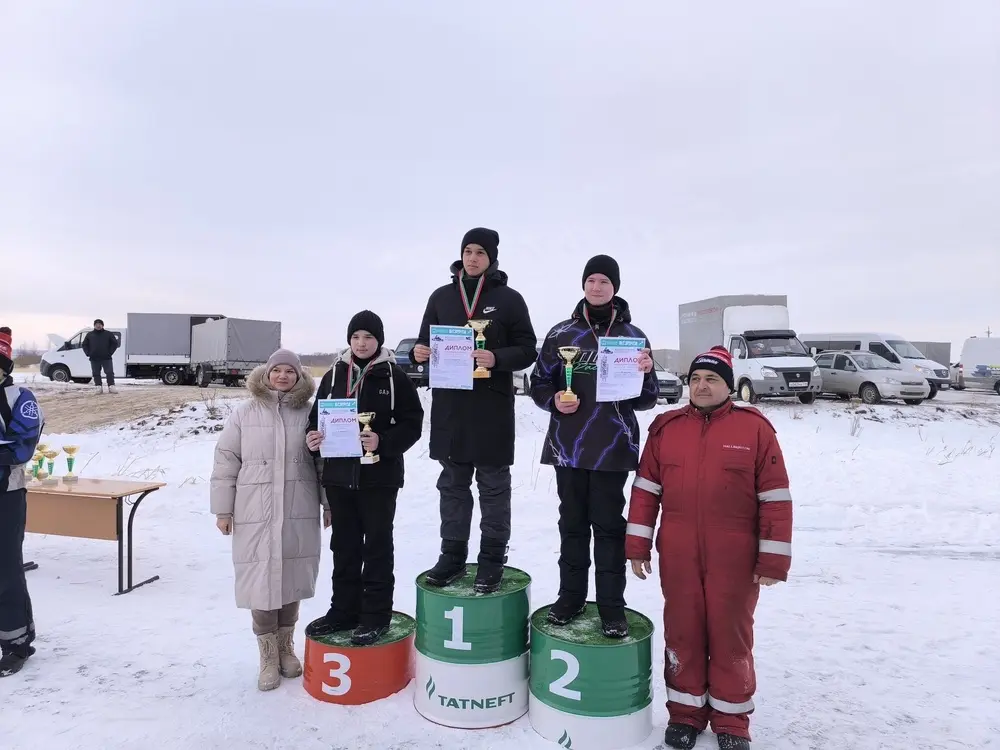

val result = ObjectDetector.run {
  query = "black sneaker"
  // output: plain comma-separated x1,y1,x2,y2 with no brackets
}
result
717,733,750,750
350,624,388,646
546,598,586,625
424,540,468,587
305,615,356,638
598,605,629,638
474,537,508,594
663,723,701,749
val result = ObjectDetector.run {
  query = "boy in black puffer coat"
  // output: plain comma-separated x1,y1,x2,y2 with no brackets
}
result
304,311,424,646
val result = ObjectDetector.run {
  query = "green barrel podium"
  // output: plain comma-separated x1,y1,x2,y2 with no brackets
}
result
528,603,654,750
413,564,531,728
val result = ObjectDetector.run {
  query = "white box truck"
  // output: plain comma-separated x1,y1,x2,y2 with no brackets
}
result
40,313,225,385
956,337,1000,395
679,295,822,404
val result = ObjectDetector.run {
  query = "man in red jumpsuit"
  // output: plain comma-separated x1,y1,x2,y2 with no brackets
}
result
625,346,792,750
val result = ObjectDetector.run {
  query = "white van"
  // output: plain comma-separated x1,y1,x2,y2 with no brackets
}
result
956,337,1000,395
798,332,951,398
39,327,127,383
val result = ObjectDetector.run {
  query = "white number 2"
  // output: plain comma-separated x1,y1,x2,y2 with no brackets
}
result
322,652,352,696
549,649,581,701
443,606,472,651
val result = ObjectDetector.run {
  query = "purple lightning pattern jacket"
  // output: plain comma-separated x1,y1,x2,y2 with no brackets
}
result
530,297,659,472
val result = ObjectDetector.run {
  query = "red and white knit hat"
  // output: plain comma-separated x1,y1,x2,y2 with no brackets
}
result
0,326,13,375
688,345,734,392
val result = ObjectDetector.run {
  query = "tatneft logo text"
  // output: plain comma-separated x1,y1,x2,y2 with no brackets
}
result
434,692,517,710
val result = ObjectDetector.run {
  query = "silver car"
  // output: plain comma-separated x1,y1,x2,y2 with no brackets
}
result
813,350,930,405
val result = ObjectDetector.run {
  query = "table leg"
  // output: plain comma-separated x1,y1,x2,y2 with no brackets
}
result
113,490,160,596
22,561,38,572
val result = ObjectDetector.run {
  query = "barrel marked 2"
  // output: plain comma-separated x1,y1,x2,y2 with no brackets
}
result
528,603,654,750
303,611,415,705
414,564,531,728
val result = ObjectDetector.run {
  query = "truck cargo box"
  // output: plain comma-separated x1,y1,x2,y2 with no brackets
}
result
125,313,225,358
190,318,282,365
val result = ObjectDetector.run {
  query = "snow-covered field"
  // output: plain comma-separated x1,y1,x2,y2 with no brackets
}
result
5,390,998,750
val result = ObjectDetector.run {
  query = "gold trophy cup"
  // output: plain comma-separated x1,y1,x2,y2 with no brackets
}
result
30,452,43,481
44,449,61,483
557,346,582,403
63,445,81,482
358,412,380,465
35,444,49,474
467,319,492,379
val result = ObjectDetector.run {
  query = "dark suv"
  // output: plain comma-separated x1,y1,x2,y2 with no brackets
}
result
394,337,428,387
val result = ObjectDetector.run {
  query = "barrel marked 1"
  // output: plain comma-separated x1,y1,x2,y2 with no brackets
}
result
528,603,654,750
414,564,530,728
302,611,415,705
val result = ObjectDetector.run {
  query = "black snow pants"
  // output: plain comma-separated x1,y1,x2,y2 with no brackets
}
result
436,460,512,544
553,467,629,609
0,489,35,657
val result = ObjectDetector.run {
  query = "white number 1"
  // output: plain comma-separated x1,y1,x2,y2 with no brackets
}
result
322,652,352,696
549,649,581,700
443,606,472,651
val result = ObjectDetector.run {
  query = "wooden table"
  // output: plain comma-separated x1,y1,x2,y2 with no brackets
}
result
25,478,166,596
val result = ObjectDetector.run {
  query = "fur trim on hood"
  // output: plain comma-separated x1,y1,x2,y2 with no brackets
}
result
246,363,315,408
332,346,397,367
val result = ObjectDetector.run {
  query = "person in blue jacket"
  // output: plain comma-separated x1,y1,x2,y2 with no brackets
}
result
0,327,44,677
529,256,658,638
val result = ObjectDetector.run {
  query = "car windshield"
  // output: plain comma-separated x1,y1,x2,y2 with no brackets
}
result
853,353,900,371
887,340,926,359
746,337,808,357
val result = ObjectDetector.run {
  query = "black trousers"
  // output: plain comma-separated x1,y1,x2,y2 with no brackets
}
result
553,467,629,609
90,359,115,386
436,460,511,543
326,486,397,628
0,489,35,656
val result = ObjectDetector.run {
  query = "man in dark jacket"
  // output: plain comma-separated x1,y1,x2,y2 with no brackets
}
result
304,311,424,645
529,255,658,637
412,228,538,593
81,319,119,394
0,327,44,677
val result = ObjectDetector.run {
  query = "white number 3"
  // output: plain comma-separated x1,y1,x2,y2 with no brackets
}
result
322,652,352,696
549,649,581,701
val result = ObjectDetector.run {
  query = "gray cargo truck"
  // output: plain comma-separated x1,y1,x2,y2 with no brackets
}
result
125,312,226,385
190,317,282,387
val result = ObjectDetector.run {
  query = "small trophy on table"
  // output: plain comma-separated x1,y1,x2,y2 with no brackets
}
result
63,445,81,482
43,449,61,484
358,412,380,465
467,319,492,379
30,452,43,481
557,346,582,403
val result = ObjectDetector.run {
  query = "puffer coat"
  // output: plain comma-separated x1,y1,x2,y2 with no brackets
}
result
210,365,324,611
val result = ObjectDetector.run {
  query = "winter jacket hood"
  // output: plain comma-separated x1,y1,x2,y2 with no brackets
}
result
530,294,658,471
245,363,315,409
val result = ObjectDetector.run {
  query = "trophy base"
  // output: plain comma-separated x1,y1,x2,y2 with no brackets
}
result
360,455,380,465
559,391,578,403
41,477,60,486
472,368,491,379
63,475,80,483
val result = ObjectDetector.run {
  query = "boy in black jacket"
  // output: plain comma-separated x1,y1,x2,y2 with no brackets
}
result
304,311,424,646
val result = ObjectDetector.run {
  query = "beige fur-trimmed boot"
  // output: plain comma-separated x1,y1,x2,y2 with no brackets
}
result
256,633,281,691
276,626,302,678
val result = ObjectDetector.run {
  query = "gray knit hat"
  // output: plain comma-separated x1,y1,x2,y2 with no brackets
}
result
265,348,303,375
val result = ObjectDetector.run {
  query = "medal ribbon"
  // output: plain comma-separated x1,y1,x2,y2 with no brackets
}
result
459,271,486,320
346,357,376,398
583,305,617,346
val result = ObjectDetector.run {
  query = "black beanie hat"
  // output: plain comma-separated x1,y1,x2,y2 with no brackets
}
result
582,254,621,293
461,227,500,265
347,310,385,349
688,346,735,392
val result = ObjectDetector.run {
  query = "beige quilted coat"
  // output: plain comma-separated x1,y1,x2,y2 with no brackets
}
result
210,365,323,611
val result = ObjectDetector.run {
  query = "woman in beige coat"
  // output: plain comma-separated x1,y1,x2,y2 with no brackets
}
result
210,349,330,691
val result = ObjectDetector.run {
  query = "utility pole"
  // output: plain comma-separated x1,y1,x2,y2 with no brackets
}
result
987,326,992,338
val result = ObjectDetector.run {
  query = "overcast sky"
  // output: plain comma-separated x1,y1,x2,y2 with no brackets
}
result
2,1,998,362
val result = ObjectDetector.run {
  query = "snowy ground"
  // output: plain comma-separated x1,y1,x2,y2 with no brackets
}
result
4,389,998,750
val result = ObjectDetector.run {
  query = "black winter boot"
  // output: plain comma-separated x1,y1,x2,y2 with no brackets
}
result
425,540,468,587
663,723,701,749
0,646,35,678
598,605,629,639
474,537,508,594
305,614,357,638
717,733,750,749
546,597,586,625
350,624,389,647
